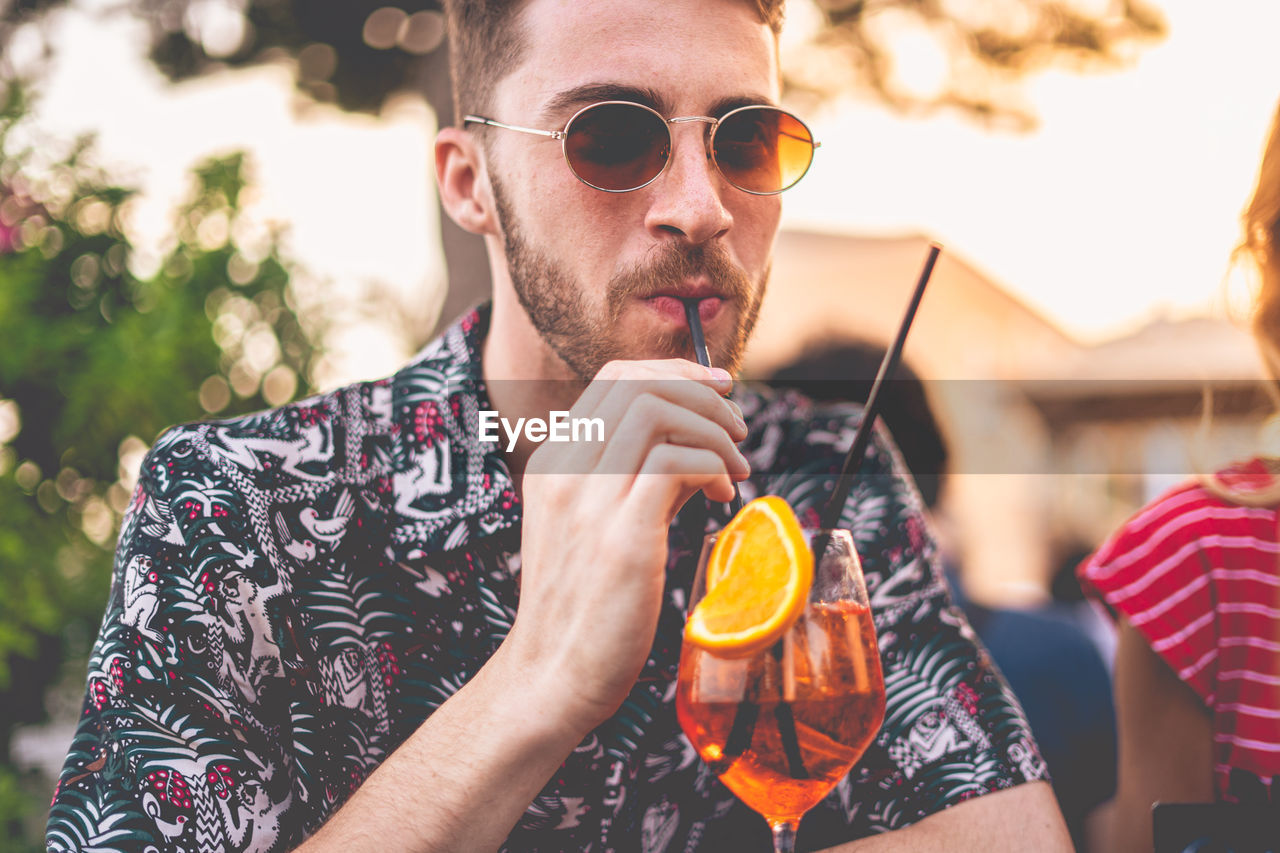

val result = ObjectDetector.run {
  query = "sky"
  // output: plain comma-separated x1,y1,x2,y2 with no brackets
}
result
17,0,1280,385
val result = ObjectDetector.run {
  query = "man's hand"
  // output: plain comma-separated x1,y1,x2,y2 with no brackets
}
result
298,357,749,853
507,357,749,736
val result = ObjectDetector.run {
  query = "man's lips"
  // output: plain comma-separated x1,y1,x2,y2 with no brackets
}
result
644,294,726,325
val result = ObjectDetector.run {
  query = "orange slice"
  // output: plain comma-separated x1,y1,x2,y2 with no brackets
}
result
684,496,813,658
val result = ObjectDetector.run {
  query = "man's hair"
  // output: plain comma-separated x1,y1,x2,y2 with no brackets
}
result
441,0,785,123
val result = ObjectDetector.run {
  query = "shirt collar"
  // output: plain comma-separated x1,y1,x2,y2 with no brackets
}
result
383,304,522,562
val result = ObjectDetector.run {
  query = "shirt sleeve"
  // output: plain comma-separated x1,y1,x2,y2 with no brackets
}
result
46,425,303,853
752,392,1049,839
1078,482,1259,704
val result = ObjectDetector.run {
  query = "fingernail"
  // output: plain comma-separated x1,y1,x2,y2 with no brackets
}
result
708,368,732,383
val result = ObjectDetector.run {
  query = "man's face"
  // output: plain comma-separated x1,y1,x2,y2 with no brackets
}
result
482,0,783,379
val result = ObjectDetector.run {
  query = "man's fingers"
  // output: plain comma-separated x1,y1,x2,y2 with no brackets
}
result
526,371,745,483
626,445,738,523
586,375,746,450
596,393,749,481
571,358,732,418
604,357,732,386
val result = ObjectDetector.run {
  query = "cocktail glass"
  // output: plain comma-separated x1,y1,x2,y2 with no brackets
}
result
676,527,886,853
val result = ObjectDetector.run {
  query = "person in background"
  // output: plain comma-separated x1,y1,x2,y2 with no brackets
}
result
1078,101,1280,853
769,343,1116,850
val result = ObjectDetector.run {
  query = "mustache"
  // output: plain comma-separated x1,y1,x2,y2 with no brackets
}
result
607,244,755,318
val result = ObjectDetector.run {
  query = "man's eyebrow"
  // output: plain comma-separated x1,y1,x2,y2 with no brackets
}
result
540,85,778,122
541,84,668,120
706,95,778,116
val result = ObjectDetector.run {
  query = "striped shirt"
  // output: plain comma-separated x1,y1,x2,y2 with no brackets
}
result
1080,461,1280,802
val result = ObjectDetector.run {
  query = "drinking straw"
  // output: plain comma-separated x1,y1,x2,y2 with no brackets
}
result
818,243,941,530
683,299,744,516
685,298,713,369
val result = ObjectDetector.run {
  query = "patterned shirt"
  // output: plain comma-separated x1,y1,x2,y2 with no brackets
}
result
47,306,1047,852
1080,461,1280,804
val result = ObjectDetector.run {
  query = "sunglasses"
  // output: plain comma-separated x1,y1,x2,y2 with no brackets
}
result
463,100,819,195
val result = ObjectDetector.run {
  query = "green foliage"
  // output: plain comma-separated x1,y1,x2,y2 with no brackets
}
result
0,80,320,844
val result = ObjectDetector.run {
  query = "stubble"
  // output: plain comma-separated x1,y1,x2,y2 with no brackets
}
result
490,173,768,381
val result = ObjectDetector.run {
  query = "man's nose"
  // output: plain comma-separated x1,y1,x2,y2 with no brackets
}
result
643,125,733,245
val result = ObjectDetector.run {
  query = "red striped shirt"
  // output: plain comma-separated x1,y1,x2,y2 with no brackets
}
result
1080,461,1280,800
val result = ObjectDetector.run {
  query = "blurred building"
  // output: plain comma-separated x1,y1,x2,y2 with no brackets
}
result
748,229,1271,607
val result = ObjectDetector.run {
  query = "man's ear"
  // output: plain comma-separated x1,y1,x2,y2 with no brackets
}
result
435,126,498,236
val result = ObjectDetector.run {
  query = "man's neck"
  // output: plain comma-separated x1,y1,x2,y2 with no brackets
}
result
480,298,586,487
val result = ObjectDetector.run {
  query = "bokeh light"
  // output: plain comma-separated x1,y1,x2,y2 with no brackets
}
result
398,11,445,55
262,364,297,406
184,0,249,58
14,460,41,492
298,42,337,82
0,400,20,444
363,7,407,51
199,374,232,412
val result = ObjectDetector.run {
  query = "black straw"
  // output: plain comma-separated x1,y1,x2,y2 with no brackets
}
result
683,299,744,517
686,299,712,368
819,244,941,530
770,640,809,778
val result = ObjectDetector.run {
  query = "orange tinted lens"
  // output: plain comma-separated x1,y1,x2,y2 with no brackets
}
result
564,103,670,191
714,108,814,193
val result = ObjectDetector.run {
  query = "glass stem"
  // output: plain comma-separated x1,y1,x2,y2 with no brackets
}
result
770,820,798,853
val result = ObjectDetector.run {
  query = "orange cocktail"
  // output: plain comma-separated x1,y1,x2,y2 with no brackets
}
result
678,599,884,821
677,509,886,852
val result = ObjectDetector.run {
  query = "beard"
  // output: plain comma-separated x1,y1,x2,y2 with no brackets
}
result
491,174,766,382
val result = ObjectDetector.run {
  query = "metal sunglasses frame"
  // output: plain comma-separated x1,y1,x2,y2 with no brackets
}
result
462,100,819,195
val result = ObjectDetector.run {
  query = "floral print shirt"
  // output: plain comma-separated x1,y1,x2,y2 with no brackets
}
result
47,306,1047,852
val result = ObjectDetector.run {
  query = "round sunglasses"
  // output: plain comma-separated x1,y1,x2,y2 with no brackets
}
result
463,100,819,195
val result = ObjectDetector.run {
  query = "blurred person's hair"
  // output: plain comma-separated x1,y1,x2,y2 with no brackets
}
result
1203,99,1280,506
1244,99,1280,384
764,341,948,510
441,0,786,123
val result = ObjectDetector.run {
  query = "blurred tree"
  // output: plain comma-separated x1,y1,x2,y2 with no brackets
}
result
0,0,1165,339
793,0,1166,124
0,81,321,848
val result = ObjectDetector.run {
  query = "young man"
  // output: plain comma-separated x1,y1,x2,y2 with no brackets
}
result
48,1,1073,850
